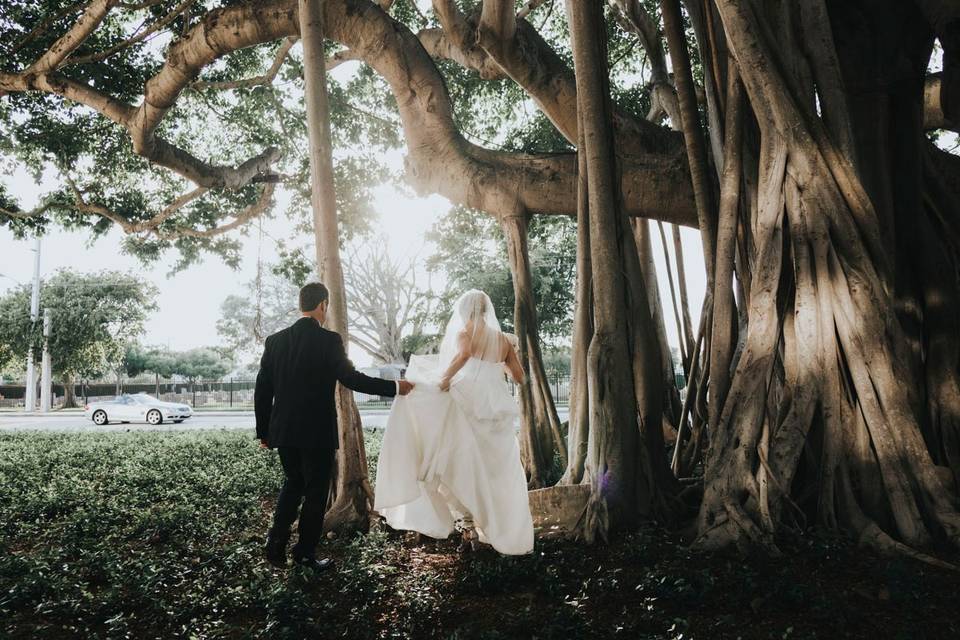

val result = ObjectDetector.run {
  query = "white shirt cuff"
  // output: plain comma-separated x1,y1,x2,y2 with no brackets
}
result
395,380,400,394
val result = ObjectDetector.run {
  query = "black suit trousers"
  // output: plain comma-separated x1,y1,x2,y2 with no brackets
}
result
270,447,335,559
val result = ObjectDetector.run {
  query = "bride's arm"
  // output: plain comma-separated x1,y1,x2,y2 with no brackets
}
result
504,338,526,384
439,334,471,391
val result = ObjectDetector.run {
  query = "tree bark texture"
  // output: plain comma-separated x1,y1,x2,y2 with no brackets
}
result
299,0,372,534
501,213,568,487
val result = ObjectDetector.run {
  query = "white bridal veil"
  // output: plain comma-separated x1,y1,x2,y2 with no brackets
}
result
437,289,503,371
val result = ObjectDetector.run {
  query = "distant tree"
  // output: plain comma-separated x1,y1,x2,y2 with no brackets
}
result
400,332,441,361
0,355,24,385
144,349,178,380
267,244,438,365
121,343,151,378
217,269,299,367
171,348,232,384
121,344,182,394
0,271,156,406
342,238,438,364
0,341,14,378
541,347,572,378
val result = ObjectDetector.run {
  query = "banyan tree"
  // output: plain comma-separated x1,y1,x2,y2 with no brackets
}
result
2,0,960,557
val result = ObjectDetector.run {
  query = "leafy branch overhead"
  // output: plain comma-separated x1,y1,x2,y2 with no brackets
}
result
2,0,703,268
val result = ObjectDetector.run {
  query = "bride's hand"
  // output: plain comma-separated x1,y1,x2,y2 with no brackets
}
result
439,377,451,392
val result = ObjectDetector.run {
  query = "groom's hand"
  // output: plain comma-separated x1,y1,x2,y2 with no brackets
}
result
398,380,415,396
259,439,269,449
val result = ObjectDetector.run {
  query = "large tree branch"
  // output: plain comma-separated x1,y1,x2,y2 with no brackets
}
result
417,27,504,79
68,179,209,233
128,2,291,159
0,202,59,220
421,0,504,79
608,0,680,125
64,0,196,67
9,1,88,57
2,2,284,192
4,0,696,226
468,7,678,156
479,0,516,45
0,71,134,123
517,0,551,20
192,36,297,91
154,183,275,239
159,0,696,224
610,0,666,81
27,0,117,74
0,66,281,188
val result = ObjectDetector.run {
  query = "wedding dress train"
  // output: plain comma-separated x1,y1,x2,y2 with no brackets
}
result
373,292,534,555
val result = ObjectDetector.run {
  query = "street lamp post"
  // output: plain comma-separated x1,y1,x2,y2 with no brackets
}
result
24,237,41,412
40,308,52,412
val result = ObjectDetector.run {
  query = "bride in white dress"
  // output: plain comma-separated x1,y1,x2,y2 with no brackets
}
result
373,290,534,555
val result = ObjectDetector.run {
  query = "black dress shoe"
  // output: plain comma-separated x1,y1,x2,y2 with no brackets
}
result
293,556,335,572
264,537,288,567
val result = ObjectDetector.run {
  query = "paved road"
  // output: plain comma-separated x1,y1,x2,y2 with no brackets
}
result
0,409,569,432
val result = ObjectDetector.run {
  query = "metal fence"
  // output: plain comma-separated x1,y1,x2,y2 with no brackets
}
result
0,374,578,410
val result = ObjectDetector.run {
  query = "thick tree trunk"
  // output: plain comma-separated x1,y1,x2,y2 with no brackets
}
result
567,0,665,539
922,144,960,492
559,143,593,486
694,0,960,552
633,219,682,441
62,373,77,409
501,213,567,487
299,0,372,534
660,0,718,286
707,64,744,433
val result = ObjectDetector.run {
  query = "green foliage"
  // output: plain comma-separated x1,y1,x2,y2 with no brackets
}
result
169,346,232,381
0,3,388,268
120,342,152,378
400,331,441,359
0,0,676,273
1,431,958,639
217,269,300,369
0,430,279,638
541,346,572,377
0,270,156,382
122,344,232,381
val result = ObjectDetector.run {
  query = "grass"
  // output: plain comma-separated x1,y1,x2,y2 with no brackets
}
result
1,429,958,639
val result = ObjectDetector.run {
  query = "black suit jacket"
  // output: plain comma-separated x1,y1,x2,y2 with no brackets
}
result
254,317,396,449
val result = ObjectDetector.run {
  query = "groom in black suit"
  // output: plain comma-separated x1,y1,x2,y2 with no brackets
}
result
255,282,414,571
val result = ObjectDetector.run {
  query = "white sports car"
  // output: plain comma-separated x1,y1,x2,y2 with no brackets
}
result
84,393,193,426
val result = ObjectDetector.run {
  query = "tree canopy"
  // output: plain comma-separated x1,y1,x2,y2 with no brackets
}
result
0,0,696,271
123,343,232,381
0,270,156,383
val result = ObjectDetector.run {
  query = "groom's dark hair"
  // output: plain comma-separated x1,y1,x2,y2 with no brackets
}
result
299,282,329,312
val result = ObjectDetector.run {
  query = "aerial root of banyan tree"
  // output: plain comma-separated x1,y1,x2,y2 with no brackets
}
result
692,0,960,556
500,212,568,488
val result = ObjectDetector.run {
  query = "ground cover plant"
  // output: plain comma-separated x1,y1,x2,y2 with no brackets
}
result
2,429,958,639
